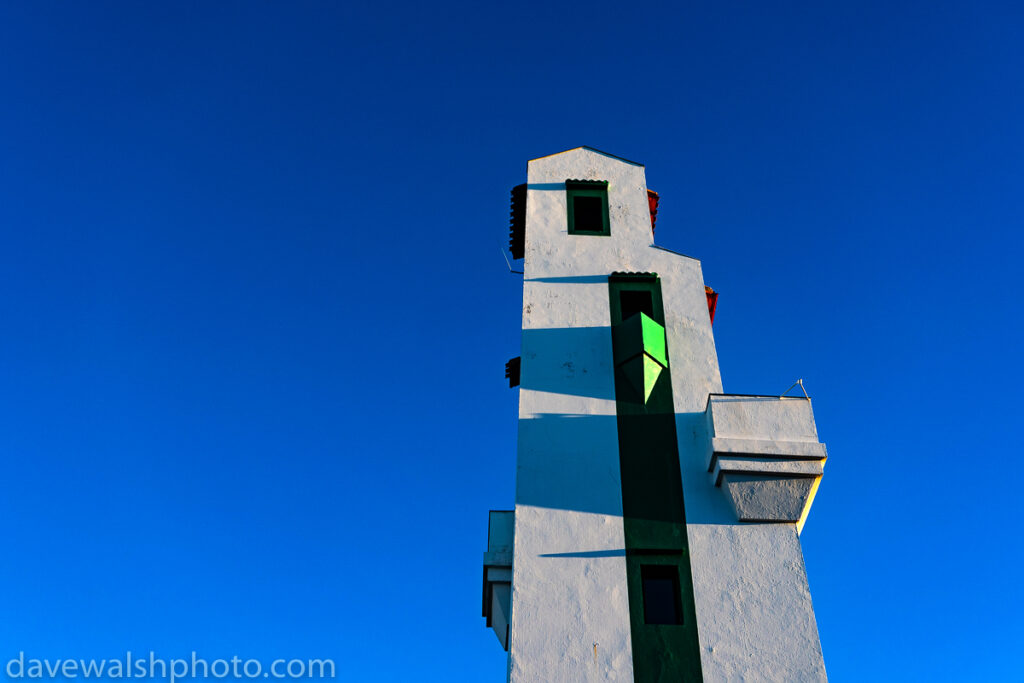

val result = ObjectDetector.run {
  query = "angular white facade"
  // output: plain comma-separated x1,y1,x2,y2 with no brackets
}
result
483,148,828,682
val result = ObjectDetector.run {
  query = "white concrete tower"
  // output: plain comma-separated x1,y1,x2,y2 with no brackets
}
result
482,147,828,682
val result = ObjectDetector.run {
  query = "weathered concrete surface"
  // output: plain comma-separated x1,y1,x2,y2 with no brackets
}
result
713,456,824,483
721,474,819,522
707,395,822,444
687,524,827,682
510,507,634,682
710,437,827,461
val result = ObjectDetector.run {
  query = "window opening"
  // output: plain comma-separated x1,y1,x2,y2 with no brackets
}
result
641,564,683,625
620,290,654,321
573,195,603,232
566,180,609,235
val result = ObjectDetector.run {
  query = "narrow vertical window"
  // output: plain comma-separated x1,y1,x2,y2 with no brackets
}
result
641,564,683,625
619,290,654,321
566,180,609,235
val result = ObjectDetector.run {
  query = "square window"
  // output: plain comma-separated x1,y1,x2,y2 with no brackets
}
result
573,195,603,232
641,564,683,625
566,180,609,235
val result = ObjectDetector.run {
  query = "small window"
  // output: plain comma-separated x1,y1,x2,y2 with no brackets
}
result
641,564,683,625
620,290,653,321
566,180,609,235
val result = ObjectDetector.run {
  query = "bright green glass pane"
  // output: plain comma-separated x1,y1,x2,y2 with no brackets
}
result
639,314,667,366
620,352,664,404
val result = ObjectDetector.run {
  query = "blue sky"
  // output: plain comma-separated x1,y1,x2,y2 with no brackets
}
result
1,1,1022,680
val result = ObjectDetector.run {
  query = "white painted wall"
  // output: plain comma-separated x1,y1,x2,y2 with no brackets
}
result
508,147,826,682
511,149,644,683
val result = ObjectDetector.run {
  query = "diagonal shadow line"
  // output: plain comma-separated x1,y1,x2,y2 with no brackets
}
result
526,275,610,284
539,550,626,558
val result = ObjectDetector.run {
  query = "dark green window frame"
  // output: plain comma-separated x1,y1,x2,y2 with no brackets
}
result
566,179,610,236
609,272,704,681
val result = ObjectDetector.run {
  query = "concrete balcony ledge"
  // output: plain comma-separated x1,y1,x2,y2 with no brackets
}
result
704,395,828,532
482,510,514,651
711,455,824,486
709,436,827,465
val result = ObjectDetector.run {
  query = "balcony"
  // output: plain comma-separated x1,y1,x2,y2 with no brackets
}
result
704,394,828,531
482,510,513,651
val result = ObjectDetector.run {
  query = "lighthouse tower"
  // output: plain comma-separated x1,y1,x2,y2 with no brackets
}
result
482,147,828,682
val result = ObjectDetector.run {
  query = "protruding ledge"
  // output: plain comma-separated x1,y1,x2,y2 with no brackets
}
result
482,510,514,651
704,395,828,532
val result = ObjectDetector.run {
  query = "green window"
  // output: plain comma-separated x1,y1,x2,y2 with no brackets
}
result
566,180,609,235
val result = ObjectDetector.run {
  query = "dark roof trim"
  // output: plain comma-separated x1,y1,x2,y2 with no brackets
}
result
528,146,644,167
508,184,526,259
609,271,659,282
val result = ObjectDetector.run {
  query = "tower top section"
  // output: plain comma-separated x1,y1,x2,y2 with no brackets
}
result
528,145,645,167
512,147,661,276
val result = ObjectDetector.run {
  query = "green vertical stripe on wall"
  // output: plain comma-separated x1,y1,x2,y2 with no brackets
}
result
609,274,703,683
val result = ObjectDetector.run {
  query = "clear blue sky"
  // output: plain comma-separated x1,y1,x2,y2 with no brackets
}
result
1,2,1022,680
